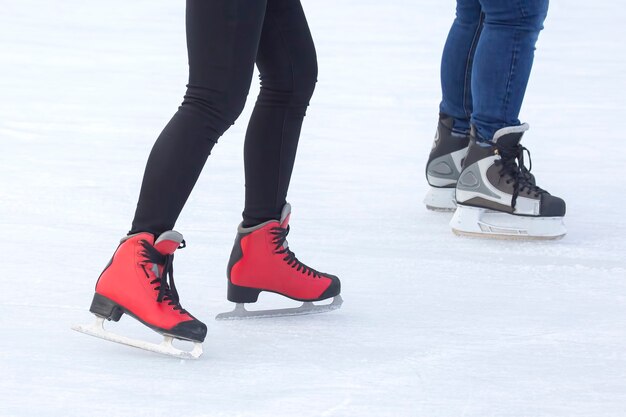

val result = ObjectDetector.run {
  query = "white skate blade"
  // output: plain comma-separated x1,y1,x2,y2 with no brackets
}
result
423,187,457,212
71,318,203,360
450,205,566,240
215,295,343,320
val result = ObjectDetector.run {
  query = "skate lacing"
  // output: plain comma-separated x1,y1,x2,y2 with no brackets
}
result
270,226,322,278
139,240,188,314
495,143,547,209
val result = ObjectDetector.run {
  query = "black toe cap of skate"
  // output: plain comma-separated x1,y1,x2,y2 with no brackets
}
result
319,275,341,300
541,194,566,217
171,319,207,343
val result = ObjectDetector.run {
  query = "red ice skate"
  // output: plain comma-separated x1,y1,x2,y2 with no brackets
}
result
72,231,207,359
216,204,343,320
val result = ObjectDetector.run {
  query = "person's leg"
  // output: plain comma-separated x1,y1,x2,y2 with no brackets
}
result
439,0,484,134
450,0,565,239
79,1,270,355
471,0,549,141
424,0,482,211
241,0,318,227
131,0,268,235
219,0,341,316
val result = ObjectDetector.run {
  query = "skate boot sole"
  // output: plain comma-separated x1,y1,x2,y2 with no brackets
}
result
226,281,340,304
424,187,457,212
450,205,566,240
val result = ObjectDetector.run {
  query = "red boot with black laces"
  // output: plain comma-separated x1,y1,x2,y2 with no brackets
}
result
73,231,207,359
216,204,343,320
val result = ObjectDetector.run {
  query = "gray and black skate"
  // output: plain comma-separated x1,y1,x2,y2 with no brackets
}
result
424,114,470,211
451,124,566,239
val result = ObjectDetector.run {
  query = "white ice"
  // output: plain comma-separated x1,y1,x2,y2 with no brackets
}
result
1,1,625,416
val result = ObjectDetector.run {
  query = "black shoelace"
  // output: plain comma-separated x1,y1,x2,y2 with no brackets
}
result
270,226,322,278
139,239,187,314
495,143,546,209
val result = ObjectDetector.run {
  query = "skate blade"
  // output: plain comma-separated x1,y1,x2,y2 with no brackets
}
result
426,205,456,213
71,318,203,360
215,295,343,320
450,205,566,240
423,187,457,212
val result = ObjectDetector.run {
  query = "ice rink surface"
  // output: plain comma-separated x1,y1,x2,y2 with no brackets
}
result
1,1,625,416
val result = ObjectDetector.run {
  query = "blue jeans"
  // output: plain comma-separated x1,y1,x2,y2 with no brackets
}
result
439,0,549,141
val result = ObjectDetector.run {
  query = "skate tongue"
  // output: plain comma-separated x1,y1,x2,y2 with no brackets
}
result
279,203,291,228
154,230,184,255
492,123,529,147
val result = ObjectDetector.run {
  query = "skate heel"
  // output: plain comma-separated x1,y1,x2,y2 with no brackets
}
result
89,293,124,321
227,281,262,303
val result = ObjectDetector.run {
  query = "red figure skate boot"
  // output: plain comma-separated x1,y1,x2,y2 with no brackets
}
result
73,231,207,358
216,204,342,320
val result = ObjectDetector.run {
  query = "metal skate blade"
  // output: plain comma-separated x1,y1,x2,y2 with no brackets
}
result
72,318,203,360
215,295,343,320
450,206,566,240
424,187,457,212
451,228,565,241
425,205,456,213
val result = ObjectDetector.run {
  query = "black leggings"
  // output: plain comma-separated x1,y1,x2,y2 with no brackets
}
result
130,0,317,235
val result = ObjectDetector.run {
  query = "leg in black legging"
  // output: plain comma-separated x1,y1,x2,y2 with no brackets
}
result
130,0,267,235
242,0,318,227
